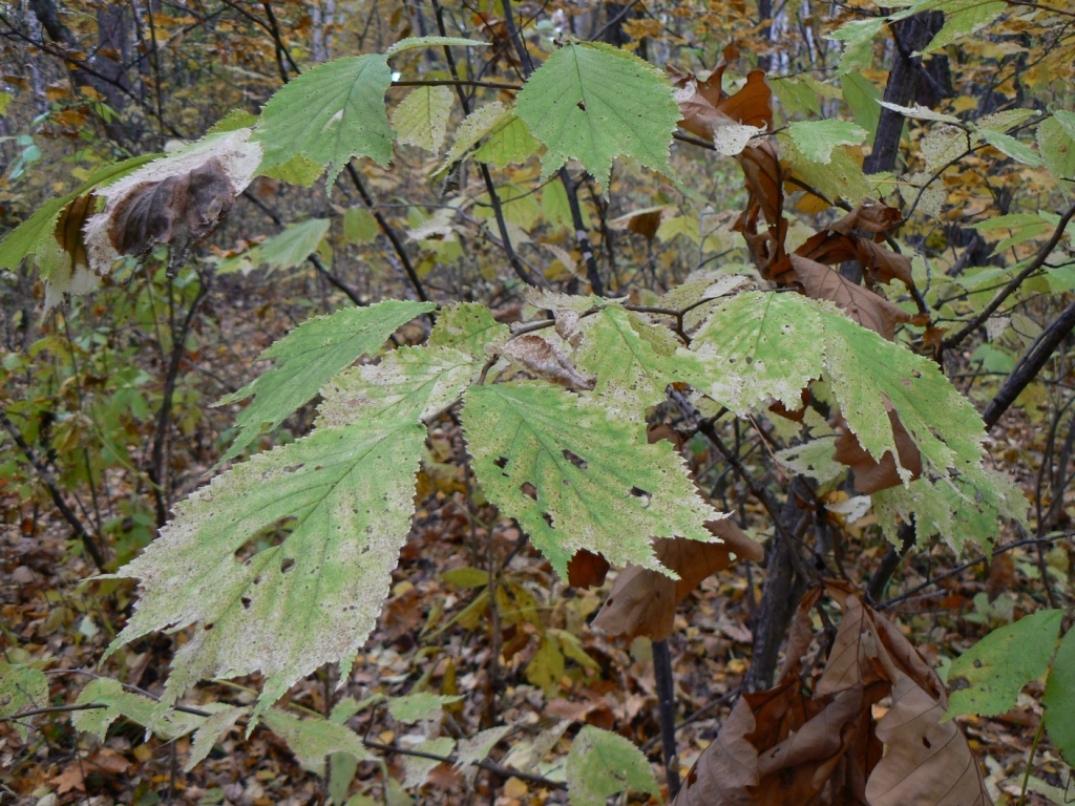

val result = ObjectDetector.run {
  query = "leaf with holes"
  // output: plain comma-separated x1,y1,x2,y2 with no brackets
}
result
515,42,679,191
103,413,427,721
462,382,718,577
217,299,434,463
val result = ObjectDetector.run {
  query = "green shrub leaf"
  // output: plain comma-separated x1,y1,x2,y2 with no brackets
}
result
217,300,434,463
255,54,394,183
515,42,678,191
1044,627,1075,765
945,610,1062,720
566,725,660,806
462,382,718,576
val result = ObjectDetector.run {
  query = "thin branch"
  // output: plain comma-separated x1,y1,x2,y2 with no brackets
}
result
391,78,522,90
0,410,107,571
943,200,1075,350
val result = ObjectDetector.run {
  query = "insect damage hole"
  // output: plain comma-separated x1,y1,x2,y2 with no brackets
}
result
520,481,538,501
280,557,296,573
630,486,652,508
562,449,587,469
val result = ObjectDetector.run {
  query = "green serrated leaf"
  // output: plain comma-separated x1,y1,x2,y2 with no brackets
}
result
515,42,678,192
472,114,541,168
565,726,659,806
976,109,1039,133
462,382,717,577
262,710,373,775
1044,627,1075,766
429,302,511,359
1055,110,1075,140
219,218,330,276
945,610,1062,720
770,77,822,119
317,344,477,425
403,737,456,788
104,416,427,721
208,108,259,135
255,54,394,183
185,705,249,772
573,305,702,420
0,662,48,741
826,18,886,75
386,36,487,56
217,300,434,463
260,153,325,186
73,678,203,740
387,693,464,722
392,86,454,154
438,101,514,172
779,134,883,204
786,120,868,165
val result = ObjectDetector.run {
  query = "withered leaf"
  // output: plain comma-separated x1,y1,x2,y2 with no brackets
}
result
788,255,910,340
832,410,923,494
499,334,595,391
591,519,763,641
107,158,235,257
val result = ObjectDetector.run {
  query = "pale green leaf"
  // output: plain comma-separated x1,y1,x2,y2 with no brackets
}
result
344,207,380,244
185,705,249,771
1038,117,1075,186
260,153,325,186
403,737,456,788
262,710,373,775
392,86,454,153
786,120,868,164
438,101,514,172
842,73,881,139
217,300,434,463
526,635,565,693
573,305,702,419
73,678,203,740
945,610,1062,720
1044,627,1075,766
1055,110,1075,140
386,36,487,56
977,129,1042,167
317,344,477,426
976,109,1039,133
0,662,48,740
774,439,845,486
428,302,511,359
455,726,511,772
916,0,1007,52
104,416,427,720
219,218,330,275
878,101,962,125
566,726,659,806
515,42,679,191
779,134,884,204
921,125,968,173
387,693,464,722
713,124,764,156
826,18,886,75
462,382,718,577
472,114,541,168
255,54,394,183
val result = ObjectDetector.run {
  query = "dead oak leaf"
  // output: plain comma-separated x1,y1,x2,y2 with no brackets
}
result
788,255,910,339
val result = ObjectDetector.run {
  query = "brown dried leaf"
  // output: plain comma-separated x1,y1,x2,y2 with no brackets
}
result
499,334,595,390
591,519,762,640
788,255,910,339
675,693,759,805
832,410,923,494
866,675,992,806
566,549,610,589
107,158,235,256
83,128,260,274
